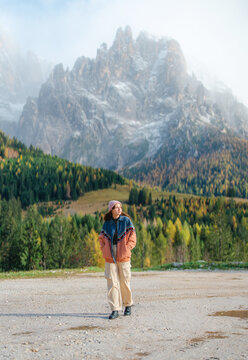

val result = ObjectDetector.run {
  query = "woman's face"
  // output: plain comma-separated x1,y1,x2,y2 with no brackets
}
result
112,203,122,219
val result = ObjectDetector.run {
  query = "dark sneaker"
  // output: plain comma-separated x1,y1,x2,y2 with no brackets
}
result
124,306,131,316
109,311,119,320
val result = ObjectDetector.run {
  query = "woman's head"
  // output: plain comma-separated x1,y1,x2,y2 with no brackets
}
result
104,200,129,221
111,202,122,219
108,200,122,212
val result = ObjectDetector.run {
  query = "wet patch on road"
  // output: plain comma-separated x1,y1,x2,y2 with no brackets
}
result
188,331,228,345
12,331,33,336
135,352,150,357
210,310,248,319
68,325,104,331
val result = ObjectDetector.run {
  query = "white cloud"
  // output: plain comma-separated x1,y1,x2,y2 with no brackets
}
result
0,0,247,105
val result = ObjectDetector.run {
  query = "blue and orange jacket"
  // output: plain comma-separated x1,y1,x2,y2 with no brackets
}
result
99,215,136,263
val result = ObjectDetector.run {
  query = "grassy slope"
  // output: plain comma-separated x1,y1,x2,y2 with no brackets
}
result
62,184,131,216
50,183,248,218
56,185,201,217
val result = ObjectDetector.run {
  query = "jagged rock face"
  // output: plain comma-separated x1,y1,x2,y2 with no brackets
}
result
17,26,248,170
0,31,52,136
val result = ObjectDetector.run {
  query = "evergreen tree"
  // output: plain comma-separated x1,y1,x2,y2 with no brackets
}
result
40,221,49,270
173,226,188,262
68,216,82,267
21,205,42,270
129,188,139,205
0,199,22,270
47,215,72,268
154,231,167,265
132,223,153,268
189,227,201,261
148,191,152,206
205,210,234,261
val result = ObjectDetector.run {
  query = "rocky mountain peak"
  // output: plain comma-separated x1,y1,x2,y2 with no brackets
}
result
96,43,108,58
16,27,248,171
47,63,71,93
112,26,134,52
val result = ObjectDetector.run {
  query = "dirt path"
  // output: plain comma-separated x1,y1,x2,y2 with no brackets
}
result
0,270,248,360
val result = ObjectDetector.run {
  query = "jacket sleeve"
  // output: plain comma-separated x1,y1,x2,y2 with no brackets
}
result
127,219,136,250
127,229,136,250
99,231,105,251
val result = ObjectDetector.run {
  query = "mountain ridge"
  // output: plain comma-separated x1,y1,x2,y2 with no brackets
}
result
14,26,248,198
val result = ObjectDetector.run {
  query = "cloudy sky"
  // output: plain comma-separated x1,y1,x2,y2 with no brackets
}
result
0,0,247,105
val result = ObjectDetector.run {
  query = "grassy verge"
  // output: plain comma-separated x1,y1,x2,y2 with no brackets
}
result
1,262,247,280
132,261,248,272
0,267,103,280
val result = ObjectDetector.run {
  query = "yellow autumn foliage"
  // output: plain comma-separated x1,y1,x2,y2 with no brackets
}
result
85,229,105,268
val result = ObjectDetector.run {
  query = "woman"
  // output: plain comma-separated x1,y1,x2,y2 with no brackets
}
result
99,200,136,320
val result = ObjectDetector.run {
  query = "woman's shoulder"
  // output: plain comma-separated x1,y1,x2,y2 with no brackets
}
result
120,215,133,225
103,219,113,225
101,220,113,234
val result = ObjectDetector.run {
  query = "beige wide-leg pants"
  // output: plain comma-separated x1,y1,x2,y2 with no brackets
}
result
104,246,133,311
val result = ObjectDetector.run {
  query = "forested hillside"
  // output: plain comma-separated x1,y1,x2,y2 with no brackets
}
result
1,192,247,271
124,132,248,199
0,131,125,207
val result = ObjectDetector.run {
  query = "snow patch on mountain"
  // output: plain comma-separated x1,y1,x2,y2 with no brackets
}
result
73,130,81,138
112,82,133,97
151,48,168,76
132,54,148,72
200,114,211,124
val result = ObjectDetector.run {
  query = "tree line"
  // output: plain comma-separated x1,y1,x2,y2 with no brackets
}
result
128,187,152,206
0,131,125,207
0,198,104,271
0,193,247,272
124,133,248,199
130,194,248,267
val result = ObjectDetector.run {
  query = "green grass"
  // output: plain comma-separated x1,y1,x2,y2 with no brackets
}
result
1,262,247,280
57,184,131,216
0,267,104,280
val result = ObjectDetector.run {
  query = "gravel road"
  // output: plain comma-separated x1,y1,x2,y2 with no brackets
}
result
0,270,248,360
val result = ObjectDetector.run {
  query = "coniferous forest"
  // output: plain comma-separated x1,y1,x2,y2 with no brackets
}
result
0,193,247,271
0,131,248,272
0,131,124,207
124,133,248,199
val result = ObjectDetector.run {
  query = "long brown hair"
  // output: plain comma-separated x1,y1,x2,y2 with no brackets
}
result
104,208,130,222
